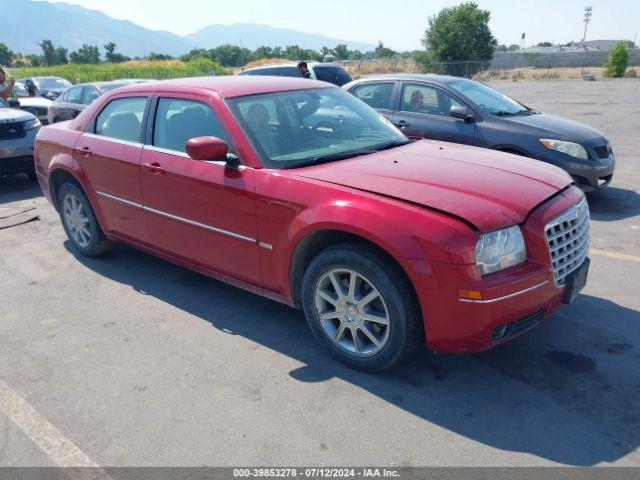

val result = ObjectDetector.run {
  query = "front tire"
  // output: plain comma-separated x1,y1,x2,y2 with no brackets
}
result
57,182,111,257
302,243,422,372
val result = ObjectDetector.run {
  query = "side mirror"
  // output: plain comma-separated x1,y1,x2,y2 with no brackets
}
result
186,136,229,161
450,105,474,123
8,98,21,109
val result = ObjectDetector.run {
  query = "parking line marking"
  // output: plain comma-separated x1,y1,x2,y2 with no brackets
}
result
0,378,113,480
590,248,640,263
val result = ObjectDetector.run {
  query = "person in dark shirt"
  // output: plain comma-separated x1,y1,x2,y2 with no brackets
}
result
297,61,312,79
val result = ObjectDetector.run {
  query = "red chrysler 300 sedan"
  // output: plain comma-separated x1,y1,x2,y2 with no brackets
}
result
34,77,590,371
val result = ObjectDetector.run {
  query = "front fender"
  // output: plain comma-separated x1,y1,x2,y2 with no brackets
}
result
255,171,478,302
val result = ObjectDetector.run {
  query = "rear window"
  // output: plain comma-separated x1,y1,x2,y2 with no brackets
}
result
312,66,352,86
242,67,300,77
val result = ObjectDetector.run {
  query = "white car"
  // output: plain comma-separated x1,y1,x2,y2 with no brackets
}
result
13,82,53,125
0,98,41,179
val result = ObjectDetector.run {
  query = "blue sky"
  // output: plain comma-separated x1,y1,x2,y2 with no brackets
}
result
51,0,638,51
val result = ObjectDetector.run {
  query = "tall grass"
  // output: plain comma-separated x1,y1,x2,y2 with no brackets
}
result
7,59,231,84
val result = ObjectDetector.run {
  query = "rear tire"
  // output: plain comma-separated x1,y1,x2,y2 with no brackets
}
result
57,182,112,257
302,243,422,372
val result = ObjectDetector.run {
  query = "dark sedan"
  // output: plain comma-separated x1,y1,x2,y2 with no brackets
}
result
343,74,615,191
47,81,131,124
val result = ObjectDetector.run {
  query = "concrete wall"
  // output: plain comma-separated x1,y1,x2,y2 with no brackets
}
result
491,50,640,69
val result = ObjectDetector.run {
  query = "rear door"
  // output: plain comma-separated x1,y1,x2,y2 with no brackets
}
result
139,93,261,284
390,82,475,144
56,86,83,122
72,94,151,243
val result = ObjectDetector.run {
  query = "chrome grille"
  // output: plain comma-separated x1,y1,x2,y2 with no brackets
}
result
545,199,590,286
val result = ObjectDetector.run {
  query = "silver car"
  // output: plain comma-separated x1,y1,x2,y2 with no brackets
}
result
0,98,41,180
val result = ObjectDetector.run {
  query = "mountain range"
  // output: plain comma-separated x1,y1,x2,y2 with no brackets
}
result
1,0,376,58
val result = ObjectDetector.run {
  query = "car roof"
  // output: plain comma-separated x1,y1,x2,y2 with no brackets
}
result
350,73,470,85
79,81,131,89
111,75,335,98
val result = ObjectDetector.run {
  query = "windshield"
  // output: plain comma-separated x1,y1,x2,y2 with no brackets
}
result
227,88,408,168
34,77,73,90
0,98,8,108
449,80,529,115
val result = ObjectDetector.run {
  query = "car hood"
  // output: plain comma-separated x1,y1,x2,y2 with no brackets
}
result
292,140,572,232
0,108,34,123
504,112,603,142
18,97,53,107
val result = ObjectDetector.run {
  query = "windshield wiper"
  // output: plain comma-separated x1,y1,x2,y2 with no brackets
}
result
285,140,412,169
287,149,377,168
494,109,533,116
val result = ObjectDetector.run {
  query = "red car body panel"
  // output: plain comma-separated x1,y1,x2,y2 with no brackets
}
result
35,77,585,354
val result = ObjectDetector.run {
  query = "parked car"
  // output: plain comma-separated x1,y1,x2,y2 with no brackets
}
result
1,97,41,179
48,81,131,124
35,77,590,371
344,74,615,191
17,76,72,100
11,83,52,125
240,62,352,86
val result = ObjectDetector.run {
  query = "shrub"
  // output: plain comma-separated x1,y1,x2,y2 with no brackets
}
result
603,42,629,78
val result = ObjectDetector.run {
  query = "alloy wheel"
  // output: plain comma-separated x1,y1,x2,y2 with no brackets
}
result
314,268,391,356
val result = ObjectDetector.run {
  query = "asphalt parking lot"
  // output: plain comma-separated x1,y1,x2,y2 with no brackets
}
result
1,79,639,468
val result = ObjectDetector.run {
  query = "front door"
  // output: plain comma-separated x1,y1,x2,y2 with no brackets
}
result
139,94,261,284
390,83,475,144
72,94,150,243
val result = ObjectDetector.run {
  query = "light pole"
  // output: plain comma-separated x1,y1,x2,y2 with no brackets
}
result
582,6,593,44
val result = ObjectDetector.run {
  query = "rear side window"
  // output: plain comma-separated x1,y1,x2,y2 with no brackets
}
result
95,97,147,143
66,86,83,104
352,83,395,110
153,98,232,153
312,66,352,86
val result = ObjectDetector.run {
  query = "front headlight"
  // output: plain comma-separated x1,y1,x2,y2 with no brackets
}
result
475,225,527,275
540,139,588,160
25,117,41,130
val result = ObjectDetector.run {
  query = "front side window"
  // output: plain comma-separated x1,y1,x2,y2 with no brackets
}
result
352,83,395,110
227,87,408,168
66,86,83,104
82,87,100,105
448,80,528,115
400,83,464,117
95,97,147,143
153,98,232,153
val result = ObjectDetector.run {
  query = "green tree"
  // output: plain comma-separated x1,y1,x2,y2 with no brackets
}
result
253,46,274,59
508,44,520,52
147,52,174,61
496,44,508,52
334,44,349,60
284,45,303,60
374,41,396,58
320,46,334,58
0,42,15,66
417,2,497,75
536,41,553,47
69,44,100,64
39,40,56,66
604,41,630,77
53,47,68,65
103,42,128,63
